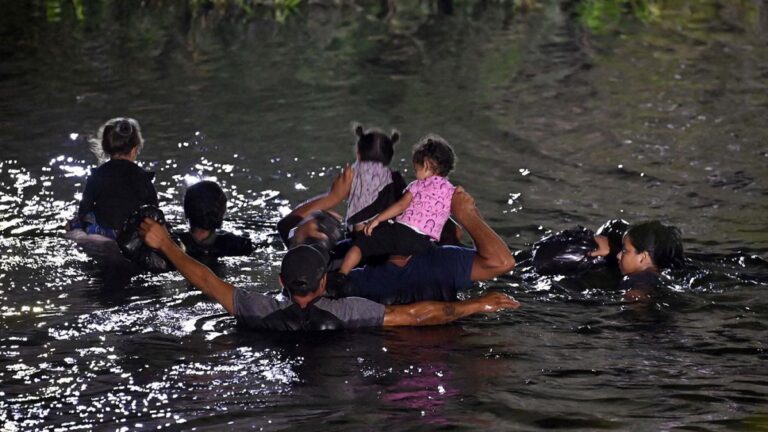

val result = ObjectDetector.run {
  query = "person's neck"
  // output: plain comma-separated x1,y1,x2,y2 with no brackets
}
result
111,153,135,162
628,266,660,277
292,291,321,309
191,227,213,243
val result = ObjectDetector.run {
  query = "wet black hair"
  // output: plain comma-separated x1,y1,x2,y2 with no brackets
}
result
184,180,227,230
353,122,399,165
97,117,144,158
412,134,456,177
625,221,684,270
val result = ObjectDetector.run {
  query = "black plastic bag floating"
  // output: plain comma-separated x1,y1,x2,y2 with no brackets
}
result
117,205,177,273
531,226,600,276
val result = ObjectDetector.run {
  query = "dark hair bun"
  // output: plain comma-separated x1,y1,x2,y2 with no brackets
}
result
115,120,133,137
390,130,400,144
353,123,364,137
99,117,143,157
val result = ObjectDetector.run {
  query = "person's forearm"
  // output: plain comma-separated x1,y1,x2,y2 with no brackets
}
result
373,193,411,223
455,205,515,278
158,239,235,314
290,192,344,219
457,206,500,256
290,166,353,218
383,299,484,326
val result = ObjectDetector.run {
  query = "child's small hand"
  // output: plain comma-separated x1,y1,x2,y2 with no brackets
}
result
364,220,380,236
588,235,610,257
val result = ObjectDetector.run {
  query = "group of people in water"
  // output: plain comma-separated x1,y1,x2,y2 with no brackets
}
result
66,117,685,331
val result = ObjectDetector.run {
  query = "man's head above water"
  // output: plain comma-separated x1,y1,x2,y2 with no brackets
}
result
279,243,331,298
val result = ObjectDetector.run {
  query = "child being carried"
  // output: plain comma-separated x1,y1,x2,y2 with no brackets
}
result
339,134,457,275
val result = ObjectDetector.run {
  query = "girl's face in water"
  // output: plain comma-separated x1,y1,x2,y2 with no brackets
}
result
617,235,652,275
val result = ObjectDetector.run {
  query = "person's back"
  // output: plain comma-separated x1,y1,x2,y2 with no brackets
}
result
345,123,404,230
235,244,386,331
83,159,157,230
344,244,475,304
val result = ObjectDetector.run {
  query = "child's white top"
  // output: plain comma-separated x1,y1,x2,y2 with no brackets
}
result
346,161,393,225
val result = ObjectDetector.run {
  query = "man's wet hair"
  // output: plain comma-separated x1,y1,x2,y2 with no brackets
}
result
412,134,456,177
184,181,227,230
353,122,399,165
625,221,684,270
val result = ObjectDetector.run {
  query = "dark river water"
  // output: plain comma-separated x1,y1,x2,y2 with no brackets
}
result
1,1,767,430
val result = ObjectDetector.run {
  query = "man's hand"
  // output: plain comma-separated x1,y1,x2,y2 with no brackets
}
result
138,218,172,250
383,291,521,327
329,164,354,200
451,187,478,221
448,185,515,282
474,291,520,312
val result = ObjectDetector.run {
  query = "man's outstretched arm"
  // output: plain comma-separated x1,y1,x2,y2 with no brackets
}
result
382,292,520,326
139,218,236,315
451,188,516,281
276,165,353,246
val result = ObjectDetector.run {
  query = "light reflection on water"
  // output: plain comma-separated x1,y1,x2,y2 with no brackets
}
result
1,340,301,430
0,0,767,430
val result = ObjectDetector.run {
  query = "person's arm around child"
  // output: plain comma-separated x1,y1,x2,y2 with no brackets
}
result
363,192,413,236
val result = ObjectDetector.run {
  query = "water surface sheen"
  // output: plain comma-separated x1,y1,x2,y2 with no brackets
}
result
1,1,767,430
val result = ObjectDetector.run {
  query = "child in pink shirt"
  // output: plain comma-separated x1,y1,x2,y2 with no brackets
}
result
339,135,457,275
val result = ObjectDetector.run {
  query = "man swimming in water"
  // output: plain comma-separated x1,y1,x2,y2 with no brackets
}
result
138,218,520,331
